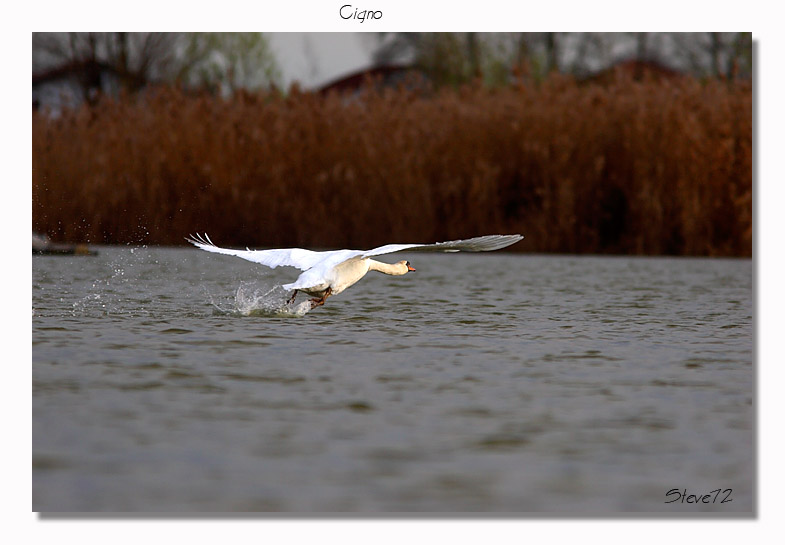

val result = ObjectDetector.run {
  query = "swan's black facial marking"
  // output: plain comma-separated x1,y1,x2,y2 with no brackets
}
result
406,261,416,272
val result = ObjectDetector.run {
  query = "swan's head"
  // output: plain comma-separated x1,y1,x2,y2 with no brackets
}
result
399,260,416,273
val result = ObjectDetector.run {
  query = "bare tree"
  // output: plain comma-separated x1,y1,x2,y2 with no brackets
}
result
178,33,281,95
33,32,281,106
666,32,752,78
367,32,752,86
33,32,183,102
371,32,422,65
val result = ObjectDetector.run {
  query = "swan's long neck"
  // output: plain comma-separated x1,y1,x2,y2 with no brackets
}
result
367,259,409,276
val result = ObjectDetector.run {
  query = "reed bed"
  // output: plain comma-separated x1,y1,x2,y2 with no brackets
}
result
32,74,752,256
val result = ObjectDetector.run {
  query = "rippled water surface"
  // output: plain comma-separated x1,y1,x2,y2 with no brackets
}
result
32,246,754,513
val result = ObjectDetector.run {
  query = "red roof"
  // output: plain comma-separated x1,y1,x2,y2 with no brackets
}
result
316,64,426,95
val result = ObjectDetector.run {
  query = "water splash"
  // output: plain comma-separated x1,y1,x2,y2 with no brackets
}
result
218,282,312,317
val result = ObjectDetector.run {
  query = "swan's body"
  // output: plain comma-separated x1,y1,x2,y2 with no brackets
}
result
187,233,523,308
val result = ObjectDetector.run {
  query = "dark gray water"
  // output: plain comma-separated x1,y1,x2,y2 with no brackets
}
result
32,246,753,513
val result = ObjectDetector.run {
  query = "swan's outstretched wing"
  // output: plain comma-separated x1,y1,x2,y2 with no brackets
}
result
186,233,326,271
360,234,523,258
187,233,523,271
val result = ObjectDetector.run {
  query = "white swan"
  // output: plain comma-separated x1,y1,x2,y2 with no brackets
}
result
187,233,523,308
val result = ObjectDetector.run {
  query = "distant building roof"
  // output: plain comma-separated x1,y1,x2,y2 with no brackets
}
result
315,64,427,96
33,59,129,109
582,59,684,85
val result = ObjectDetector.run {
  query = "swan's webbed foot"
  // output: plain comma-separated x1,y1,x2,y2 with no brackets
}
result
287,290,298,305
309,287,332,309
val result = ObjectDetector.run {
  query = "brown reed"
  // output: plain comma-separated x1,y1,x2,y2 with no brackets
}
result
32,74,752,256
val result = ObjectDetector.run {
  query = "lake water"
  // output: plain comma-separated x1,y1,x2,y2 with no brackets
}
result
32,246,754,513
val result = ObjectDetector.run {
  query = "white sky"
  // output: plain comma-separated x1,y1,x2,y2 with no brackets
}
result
268,33,374,89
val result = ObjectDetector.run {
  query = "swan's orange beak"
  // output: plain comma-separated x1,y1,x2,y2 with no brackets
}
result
407,263,416,272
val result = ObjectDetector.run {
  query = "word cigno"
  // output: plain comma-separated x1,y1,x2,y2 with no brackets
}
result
339,5,382,22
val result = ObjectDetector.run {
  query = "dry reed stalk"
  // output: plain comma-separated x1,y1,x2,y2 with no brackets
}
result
32,75,752,256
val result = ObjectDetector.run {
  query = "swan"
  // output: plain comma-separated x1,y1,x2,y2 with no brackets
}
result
187,233,523,308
